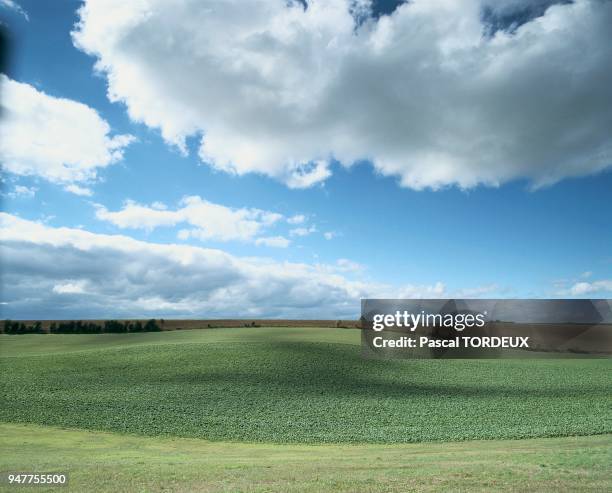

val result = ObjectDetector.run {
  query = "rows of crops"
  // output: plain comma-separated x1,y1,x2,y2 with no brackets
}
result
1,329,610,443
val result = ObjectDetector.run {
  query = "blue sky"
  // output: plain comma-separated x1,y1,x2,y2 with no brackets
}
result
1,0,611,319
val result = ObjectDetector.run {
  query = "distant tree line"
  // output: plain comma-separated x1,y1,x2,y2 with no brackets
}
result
2,321,45,334
2,319,163,334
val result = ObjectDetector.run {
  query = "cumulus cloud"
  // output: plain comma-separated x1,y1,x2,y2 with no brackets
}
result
95,196,290,245
73,0,612,190
285,160,332,189
0,213,369,318
0,76,134,192
0,213,505,318
552,273,612,296
565,280,612,296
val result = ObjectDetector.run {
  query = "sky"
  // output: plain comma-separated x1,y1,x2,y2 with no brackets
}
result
0,0,611,319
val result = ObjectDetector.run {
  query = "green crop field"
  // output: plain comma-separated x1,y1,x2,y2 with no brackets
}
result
1,327,611,491
1,327,610,442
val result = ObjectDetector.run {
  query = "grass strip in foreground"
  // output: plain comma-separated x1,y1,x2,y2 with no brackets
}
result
0,423,610,492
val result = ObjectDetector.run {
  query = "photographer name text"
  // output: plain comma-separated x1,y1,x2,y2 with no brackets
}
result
372,335,530,349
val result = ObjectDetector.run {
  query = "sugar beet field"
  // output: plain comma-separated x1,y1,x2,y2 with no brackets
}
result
1,327,610,444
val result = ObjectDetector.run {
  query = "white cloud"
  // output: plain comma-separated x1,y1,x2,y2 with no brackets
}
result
96,200,182,231
64,184,94,196
566,280,612,296
285,160,332,189
335,258,364,273
254,236,291,248
0,213,505,318
52,280,88,294
0,0,28,20
287,214,306,225
290,225,317,237
0,76,134,189
73,0,612,190
95,196,290,244
323,232,336,240
553,275,612,296
0,213,369,318
6,185,37,198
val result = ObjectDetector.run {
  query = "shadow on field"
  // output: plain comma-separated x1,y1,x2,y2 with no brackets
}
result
3,339,610,442
132,341,608,400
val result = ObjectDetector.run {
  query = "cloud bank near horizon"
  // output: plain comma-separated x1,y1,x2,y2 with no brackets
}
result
0,213,507,319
